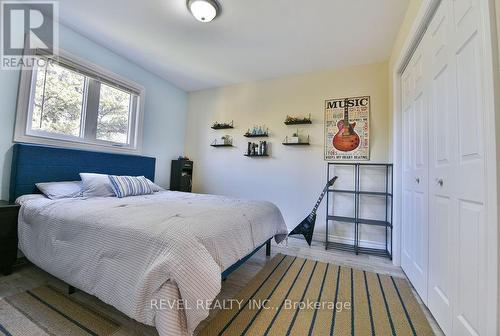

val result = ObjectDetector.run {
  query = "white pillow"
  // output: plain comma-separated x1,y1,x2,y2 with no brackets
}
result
146,178,164,192
36,181,83,200
80,173,115,198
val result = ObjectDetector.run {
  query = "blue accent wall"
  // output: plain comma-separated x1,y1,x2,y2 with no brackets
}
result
0,22,188,200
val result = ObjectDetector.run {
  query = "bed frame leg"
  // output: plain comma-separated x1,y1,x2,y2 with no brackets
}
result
266,239,271,256
68,285,76,295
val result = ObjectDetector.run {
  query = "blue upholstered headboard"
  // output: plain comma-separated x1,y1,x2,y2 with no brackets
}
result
9,143,156,203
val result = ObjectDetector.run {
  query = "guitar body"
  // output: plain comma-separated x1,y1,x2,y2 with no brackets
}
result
289,214,316,246
333,120,360,152
288,176,337,246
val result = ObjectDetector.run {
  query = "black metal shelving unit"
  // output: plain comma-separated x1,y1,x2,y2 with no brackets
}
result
326,163,393,259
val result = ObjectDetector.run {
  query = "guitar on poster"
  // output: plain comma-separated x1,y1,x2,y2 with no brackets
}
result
332,98,360,151
324,96,370,161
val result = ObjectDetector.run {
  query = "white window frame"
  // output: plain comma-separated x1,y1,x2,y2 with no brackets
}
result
14,47,145,154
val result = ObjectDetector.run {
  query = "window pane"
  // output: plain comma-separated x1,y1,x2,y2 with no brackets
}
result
32,62,85,137
97,83,131,144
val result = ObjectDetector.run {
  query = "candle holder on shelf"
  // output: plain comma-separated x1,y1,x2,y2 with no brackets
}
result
244,125,269,137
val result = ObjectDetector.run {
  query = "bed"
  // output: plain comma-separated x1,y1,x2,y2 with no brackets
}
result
9,143,288,336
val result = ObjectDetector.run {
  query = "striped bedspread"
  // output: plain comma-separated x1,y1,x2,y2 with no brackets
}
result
16,191,288,335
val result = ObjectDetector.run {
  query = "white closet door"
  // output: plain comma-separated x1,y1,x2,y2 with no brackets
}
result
401,0,492,334
450,0,488,334
428,0,488,334
401,42,429,303
427,1,456,333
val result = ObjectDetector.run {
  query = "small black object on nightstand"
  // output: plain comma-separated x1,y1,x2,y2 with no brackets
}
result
0,201,20,275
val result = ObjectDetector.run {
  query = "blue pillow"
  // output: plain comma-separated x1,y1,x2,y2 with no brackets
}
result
108,175,153,198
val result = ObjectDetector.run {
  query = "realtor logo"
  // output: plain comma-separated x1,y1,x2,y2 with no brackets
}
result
1,1,58,69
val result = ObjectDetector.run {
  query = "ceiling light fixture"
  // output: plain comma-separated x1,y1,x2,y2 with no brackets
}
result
187,0,220,23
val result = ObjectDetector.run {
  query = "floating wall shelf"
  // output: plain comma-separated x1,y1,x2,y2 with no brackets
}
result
284,120,312,125
211,121,234,129
210,144,233,147
282,142,310,146
244,154,269,157
283,135,310,145
284,114,312,125
244,133,269,138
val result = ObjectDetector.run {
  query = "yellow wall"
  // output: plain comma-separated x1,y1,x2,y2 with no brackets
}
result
387,0,423,160
389,0,423,69
185,62,390,245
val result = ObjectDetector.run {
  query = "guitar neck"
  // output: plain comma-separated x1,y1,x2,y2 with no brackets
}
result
310,187,328,215
344,99,349,124
308,177,337,217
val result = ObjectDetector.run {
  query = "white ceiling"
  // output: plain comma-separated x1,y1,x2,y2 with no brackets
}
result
55,0,410,92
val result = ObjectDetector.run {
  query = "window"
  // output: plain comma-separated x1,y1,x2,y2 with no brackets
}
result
15,50,144,152
32,62,85,138
97,83,132,144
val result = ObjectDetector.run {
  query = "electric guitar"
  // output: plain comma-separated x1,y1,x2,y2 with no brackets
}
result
289,176,338,245
332,98,360,152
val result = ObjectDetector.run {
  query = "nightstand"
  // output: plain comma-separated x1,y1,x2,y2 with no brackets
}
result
170,160,193,192
0,201,20,275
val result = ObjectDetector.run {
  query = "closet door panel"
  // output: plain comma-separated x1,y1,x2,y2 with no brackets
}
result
401,69,415,281
427,2,456,333
452,0,487,334
429,194,453,315
412,89,429,294
412,190,426,275
455,32,485,201
428,73,455,334
401,44,429,302
401,0,491,334
456,201,484,336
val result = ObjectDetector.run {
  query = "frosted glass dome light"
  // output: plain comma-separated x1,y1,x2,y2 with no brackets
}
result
187,0,220,23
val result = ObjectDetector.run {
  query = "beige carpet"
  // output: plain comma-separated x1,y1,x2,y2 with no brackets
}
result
0,255,434,336
0,285,122,336
200,254,434,336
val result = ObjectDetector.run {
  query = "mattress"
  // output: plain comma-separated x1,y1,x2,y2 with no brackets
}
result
16,191,288,335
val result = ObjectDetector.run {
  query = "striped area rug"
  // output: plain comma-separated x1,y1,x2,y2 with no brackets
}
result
201,254,434,336
0,286,121,336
